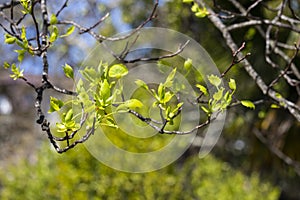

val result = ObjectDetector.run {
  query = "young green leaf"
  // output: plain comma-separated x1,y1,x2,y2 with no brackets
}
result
182,0,194,3
117,99,144,111
100,79,110,102
163,91,174,104
56,123,67,133
195,7,209,18
15,49,26,62
102,117,118,129
275,93,283,99
201,106,211,116
5,36,16,44
196,84,208,96
81,67,97,82
164,68,177,87
191,3,199,12
50,14,58,25
135,79,149,90
213,87,224,101
49,26,59,43
21,26,26,40
63,64,74,80
60,26,75,38
241,100,255,109
108,64,128,79
3,62,10,69
48,96,64,113
158,83,164,100
184,58,193,71
270,104,280,109
10,64,24,80
228,78,236,91
208,74,221,87
64,109,74,122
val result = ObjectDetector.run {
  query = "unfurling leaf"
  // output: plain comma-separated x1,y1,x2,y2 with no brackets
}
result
48,96,64,113
241,100,255,109
108,64,128,79
63,64,74,80
208,74,221,87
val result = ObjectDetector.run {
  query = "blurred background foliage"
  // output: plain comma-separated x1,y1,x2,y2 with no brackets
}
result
0,0,299,199
0,143,279,200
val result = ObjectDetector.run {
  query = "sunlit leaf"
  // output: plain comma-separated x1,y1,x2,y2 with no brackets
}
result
195,7,209,18
50,14,58,25
3,62,10,69
158,83,164,100
191,3,199,12
65,120,76,129
108,64,128,79
135,79,149,90
64,109,73,122
60,26,75,38
241,100,255,109
63,63,74,80
228,78,236,91
208,74,221,87
21,26,26,41
117,99,144,111
164,68,177,87
49,26,59,43
100,79,110,102
163,91,174,104
201,106,211,115
184,58,193,71
10,64,24,80
275,92,283,99
14,49,26,62
48,96,64,113
81,67,97,82
5,37,16,44
196,84,208,96
56,123,67,133
270,104,280,109
213,87,224,101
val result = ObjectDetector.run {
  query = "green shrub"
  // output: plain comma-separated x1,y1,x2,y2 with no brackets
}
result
0,144,279,200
